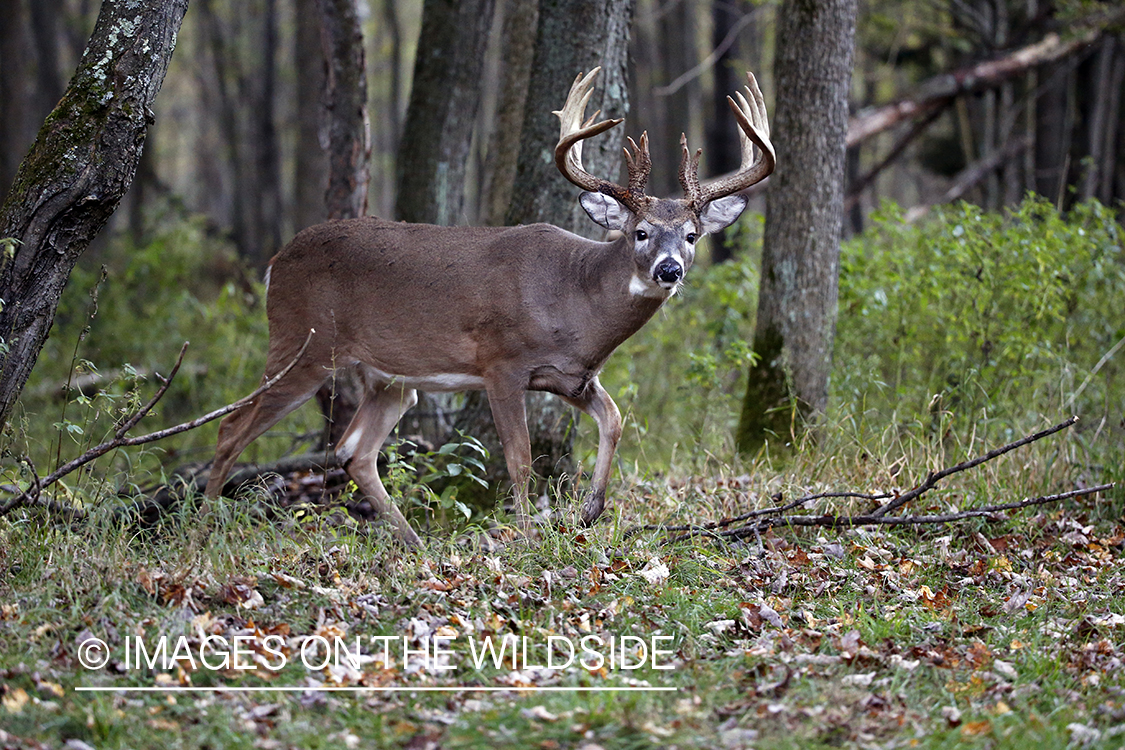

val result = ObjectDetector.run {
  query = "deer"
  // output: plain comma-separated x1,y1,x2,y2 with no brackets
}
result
204,68,774,547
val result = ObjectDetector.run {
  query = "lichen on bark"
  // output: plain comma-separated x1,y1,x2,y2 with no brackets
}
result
0,0,188,427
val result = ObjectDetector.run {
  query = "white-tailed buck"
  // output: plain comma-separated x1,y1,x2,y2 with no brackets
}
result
205,69,774,546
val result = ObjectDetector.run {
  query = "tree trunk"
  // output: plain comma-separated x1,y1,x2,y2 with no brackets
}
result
313,0,372,448
737,0,857,453
0,0,33,200
656,0,699,199
395,0,497,225
294,0,329,233
482,0,538,227
0,0,189,428
706,0,754,262
473,0,634,491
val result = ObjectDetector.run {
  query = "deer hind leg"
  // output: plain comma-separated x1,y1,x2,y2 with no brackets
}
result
562,377,622,526
204,359,328,500
336,383,421,547
484,384,533,533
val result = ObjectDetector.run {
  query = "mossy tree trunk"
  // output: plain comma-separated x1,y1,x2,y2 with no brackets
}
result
0,0,189,429
736,0,856,453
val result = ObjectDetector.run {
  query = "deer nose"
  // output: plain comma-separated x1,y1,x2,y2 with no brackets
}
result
654,259,683,284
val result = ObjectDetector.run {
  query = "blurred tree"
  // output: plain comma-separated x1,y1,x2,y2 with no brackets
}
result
482,0,538,227
197,0,283,267
395,0,497,225
294,0,329,233
0,0,188,427
0,0,68,203
706,0,757,262
737,0,857,452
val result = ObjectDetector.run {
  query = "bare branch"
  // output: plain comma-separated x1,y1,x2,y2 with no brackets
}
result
640,416,1098,546
720,484,1114,542
0,330,315,518
871,416,1078,518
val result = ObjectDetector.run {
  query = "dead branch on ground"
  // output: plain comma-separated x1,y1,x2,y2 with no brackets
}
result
633,416,1114,545
0,330,314,519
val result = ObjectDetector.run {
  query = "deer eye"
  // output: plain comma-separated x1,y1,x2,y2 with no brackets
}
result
635,229,648,242
686,233,698,244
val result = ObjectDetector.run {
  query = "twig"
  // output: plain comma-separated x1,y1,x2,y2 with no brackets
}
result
652,8,762,97
0,330,315,518
624,490,891,539
871,416,1078,517
647,416,1100,545
720,483,1114,541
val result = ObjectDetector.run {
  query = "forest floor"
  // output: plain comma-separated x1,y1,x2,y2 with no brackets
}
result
1,453,1123,750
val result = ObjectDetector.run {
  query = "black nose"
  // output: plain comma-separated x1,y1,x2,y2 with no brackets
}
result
655,260,683,284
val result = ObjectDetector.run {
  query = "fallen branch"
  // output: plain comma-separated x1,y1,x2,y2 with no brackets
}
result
128,451,344,520
638,416,1113,545
0,330,314,518
845,14,1121,147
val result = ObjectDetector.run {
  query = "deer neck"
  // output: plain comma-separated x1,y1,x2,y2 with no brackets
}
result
571,235,669,357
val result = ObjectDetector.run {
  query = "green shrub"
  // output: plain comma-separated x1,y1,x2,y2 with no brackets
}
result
834,196,1124,457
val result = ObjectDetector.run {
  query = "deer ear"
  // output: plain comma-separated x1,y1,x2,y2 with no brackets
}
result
699,194,748,234
580,192,631,230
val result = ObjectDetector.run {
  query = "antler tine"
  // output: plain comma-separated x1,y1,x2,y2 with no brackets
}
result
678,133,702,205
623,133,652,201
553,68,649,211
692,71,776,208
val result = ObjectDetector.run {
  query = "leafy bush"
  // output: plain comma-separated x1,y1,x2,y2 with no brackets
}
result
835,197,1125,456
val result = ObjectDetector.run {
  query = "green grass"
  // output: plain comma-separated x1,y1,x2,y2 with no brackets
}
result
2,427,1122,748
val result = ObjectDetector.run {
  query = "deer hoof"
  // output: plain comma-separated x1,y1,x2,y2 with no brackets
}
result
580,490,606,527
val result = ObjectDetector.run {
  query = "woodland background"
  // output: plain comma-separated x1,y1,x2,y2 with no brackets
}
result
2,1,1125,748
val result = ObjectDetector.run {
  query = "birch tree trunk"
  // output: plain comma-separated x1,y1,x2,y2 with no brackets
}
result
0,0,189,428
736,0,857,452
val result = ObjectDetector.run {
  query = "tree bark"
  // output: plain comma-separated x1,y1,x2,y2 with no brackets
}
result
0,0,189,428
737,0,857,452
482,0,538,227
395,0,497,225
313,0,372,448
317,0,370,222
294,0,329,232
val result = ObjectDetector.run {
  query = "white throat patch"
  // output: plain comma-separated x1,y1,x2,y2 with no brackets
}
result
630,272,673,299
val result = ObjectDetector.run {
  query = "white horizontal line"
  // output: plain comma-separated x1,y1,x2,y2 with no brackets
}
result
74,685,676,693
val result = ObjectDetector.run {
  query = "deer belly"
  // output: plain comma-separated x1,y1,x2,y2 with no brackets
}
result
363,364,486,392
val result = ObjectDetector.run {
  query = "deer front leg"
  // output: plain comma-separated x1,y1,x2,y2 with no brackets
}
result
337,384,422,547
563,377,622,526
484,384,533,534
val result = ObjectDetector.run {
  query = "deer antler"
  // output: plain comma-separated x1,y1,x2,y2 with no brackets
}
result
681,71,775,213
554,68,652,214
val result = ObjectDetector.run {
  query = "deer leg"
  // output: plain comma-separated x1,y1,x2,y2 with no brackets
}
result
485,384,533,532
562,377,622,526
205,361,328,499
336,384,421,547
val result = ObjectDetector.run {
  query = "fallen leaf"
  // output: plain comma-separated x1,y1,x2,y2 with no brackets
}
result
2,687,29,714
637,557,670,586
960,720,991,737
